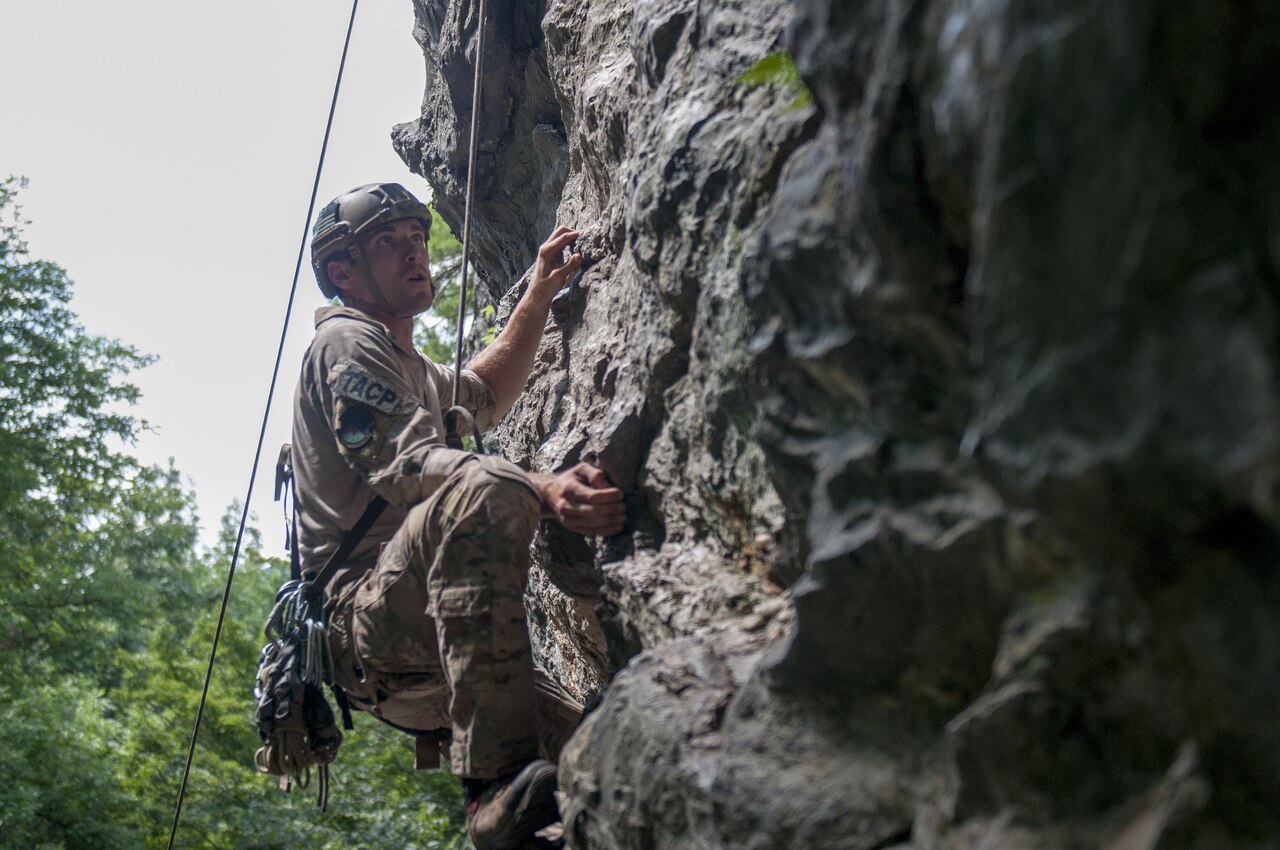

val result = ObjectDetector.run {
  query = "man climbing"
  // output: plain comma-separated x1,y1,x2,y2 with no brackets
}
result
291,182,624,849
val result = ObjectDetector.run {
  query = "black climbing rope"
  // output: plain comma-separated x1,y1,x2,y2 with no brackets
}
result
444,0,489,453
165,2,361,846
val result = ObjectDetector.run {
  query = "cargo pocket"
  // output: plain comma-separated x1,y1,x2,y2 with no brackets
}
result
428,584,490,620
352,549,441,675
327,600,375,702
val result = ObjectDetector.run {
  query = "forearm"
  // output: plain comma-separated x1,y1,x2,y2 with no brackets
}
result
467,285,556,420
468,226,582,419
526,471,558,518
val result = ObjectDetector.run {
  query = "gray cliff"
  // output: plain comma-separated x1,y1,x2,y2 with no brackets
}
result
393,0,1280,846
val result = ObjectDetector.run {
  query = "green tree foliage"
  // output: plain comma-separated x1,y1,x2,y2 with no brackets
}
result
120,516,466,849
0,178,202,682
0,175,203,846
0,179,465,849
414,207,471,365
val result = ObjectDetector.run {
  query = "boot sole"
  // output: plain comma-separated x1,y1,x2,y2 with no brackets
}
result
504,763,560,838
470,762,561,850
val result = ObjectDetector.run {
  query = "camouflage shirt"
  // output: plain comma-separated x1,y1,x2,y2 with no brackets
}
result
291,306,497,600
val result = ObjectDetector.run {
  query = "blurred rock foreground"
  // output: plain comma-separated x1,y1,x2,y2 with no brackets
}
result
393,0,1280,847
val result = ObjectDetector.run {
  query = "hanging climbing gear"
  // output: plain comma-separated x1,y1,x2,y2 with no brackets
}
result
444,404,486,452
253,445,386,810
166,1,362,846
252,580,342,807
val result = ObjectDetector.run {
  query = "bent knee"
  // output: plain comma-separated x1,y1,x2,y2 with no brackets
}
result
469,460,540,531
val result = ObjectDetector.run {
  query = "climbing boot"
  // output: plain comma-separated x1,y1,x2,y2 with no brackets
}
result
466,760,560,850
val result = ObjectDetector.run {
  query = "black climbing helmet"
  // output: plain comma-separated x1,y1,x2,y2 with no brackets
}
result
311,182,433,298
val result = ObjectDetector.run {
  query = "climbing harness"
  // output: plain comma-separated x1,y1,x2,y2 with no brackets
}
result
165,1,361,846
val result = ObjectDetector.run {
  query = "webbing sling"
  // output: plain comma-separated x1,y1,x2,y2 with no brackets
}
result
307,493,388,589
310,495,387,731
276,443,388,586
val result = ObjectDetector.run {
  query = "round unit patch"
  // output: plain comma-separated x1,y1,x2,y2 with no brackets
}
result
336,402,376,451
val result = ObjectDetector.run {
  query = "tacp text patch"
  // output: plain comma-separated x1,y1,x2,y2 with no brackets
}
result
333,365,403,415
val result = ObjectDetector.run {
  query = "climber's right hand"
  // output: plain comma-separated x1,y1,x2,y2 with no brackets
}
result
530,463,626,536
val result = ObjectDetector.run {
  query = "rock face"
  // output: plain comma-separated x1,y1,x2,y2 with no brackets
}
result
395,0,1280,846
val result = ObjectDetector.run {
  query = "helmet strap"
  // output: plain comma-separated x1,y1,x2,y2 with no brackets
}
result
345,246,418,320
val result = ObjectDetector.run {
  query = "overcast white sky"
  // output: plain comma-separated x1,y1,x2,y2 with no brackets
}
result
0,0,433,547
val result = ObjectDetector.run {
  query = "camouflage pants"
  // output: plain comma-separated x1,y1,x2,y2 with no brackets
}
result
340,455,577,778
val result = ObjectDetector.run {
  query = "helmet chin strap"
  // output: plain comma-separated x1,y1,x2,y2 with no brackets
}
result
346,245,419,320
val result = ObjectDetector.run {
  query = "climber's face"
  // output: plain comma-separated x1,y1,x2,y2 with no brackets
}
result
326,217,434,317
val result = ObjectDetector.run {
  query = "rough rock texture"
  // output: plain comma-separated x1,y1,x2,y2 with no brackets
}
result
395,0,1280,846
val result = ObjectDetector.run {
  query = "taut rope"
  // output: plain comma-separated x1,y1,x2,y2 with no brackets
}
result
165,2,362,846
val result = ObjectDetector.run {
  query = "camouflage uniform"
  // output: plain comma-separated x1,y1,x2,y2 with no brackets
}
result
292,305,574,778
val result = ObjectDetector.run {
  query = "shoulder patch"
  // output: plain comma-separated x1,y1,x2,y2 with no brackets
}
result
333,365,403,414
335,400,377,451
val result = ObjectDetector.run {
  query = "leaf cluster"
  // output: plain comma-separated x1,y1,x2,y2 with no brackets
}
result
413,207,496,365
736,49,813,111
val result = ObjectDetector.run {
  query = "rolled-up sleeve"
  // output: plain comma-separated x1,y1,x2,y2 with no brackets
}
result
312,323,476,506
424,360,498,432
